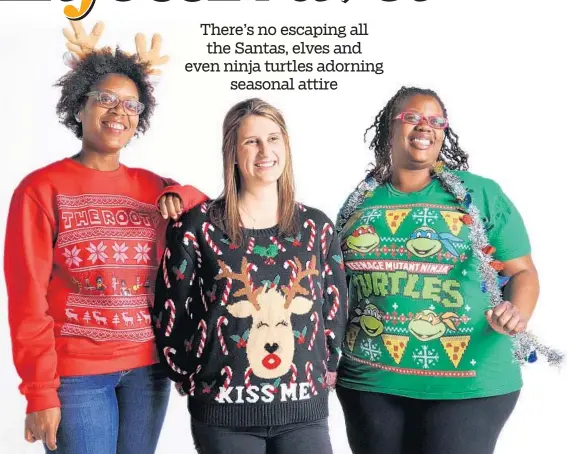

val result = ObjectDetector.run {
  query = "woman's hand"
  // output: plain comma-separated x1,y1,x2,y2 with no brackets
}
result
158,193,183,220
24,407,61,451
326,371,337,390
485,301,528,335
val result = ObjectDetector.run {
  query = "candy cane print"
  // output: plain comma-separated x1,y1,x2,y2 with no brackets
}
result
189,364,202,396
183,232,202,268
199,277,208,312
219,264,233,306
220,366,233,391
189,270,196,288
324,328,336,340
200,202,209,214
217,316,229,355
297,203,307,213
284,259,298,284
162,248,171,288
289,363,298,386
246,262,258,292
303,219,316,251
324,328,336,361
269,236,286,252
326,285,340,321
305,361,317,396
320,223,333,257
246,237,256,255
164,299,176,337
308,312,319,351
196,319,207,358
173,221,182,228
322,263,333,279
163,347,188,375
306,260,317,301
244,367,253,390
203,222,222,255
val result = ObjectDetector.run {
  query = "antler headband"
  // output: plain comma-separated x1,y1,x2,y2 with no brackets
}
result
62,19,169,75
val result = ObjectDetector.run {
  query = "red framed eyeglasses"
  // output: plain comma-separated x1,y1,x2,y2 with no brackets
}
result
394,112,449,130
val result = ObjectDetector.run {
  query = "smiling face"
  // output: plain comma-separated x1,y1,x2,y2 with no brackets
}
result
408,310,446,341
79,74,140,154
406,227,442,258
360,304,384,337
236,115,287,191
390,95,445,171
346,225,381,253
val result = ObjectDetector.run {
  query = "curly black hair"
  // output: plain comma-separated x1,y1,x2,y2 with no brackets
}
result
364,86,469,184
55,48,156,139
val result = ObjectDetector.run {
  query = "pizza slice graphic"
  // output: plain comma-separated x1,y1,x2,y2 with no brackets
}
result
385,209,412,235
440,335,471,368
382,334,409,364
440,211,463,236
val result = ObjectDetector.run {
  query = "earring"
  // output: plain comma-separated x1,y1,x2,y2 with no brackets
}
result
75,113,81,123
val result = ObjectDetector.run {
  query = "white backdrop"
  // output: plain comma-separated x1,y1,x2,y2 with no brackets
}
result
1,0,566,453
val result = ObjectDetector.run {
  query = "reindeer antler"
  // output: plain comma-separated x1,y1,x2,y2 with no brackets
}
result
215,258,262,311
135,33,169,75
282,256,319,308
63,19,104,59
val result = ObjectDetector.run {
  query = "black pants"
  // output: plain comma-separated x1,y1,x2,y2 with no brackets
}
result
191,417,333,454
336,386,519,454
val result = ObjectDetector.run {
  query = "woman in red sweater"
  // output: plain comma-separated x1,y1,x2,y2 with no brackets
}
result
4,36,206,453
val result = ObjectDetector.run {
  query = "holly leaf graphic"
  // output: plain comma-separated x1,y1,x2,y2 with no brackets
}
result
242,329,250,341
302,326,307,336
220,238,231,245
230,335,241,342
293,330,301,338
180,259,187,273
273,275,281,286
274,378,281,387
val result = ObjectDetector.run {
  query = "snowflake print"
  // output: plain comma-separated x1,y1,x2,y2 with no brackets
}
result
112,242,129,263
134,243,151,264
63,246,82,268
412,345,439,369
361,208,382,224
360,338,382,361
412,208,439,226
86,242,108,264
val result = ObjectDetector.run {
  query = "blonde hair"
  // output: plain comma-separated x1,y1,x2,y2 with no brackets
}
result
209,98,298,246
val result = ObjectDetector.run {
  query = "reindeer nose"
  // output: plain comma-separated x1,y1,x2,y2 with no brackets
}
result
264,343,279,353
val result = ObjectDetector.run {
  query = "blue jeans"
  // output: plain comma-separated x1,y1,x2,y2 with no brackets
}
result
46,364,171,454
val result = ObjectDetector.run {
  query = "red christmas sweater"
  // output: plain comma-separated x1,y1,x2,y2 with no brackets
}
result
4,158,207,413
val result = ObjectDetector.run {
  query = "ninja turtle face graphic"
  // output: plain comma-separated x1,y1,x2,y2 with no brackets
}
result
351,300,384,337
346,225,380,253
406,227,443,258
408,309,458,341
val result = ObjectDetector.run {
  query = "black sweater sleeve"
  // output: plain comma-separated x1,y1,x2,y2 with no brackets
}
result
152,215,199,393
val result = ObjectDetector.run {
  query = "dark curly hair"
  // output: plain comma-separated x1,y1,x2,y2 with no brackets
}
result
364,86,469,184
55,48,156,139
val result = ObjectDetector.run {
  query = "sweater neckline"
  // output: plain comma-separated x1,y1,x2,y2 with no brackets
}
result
242,225,280,237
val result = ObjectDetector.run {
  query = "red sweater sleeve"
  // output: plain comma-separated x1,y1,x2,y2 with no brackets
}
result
156,179,209,213
4,190,61,413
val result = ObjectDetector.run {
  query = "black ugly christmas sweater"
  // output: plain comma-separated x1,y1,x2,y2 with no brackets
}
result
152,201,348,427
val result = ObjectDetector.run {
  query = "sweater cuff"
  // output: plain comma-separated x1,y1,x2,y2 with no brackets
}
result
26,388,61,414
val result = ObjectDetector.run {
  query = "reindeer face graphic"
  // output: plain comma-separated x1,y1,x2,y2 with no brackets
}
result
216,256,318,380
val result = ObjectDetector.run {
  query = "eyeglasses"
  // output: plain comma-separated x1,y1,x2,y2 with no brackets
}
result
394,112,448,129
85,90,145,116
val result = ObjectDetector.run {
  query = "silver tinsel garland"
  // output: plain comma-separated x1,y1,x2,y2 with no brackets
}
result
337,165,564,367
